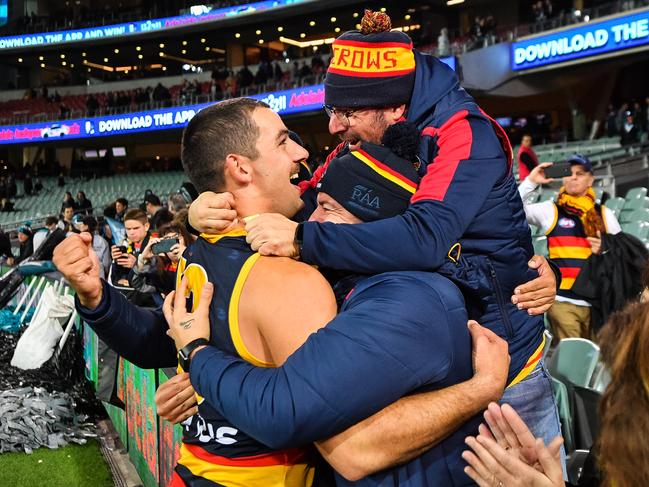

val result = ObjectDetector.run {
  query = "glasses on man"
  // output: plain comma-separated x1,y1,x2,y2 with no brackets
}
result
323,104,358,127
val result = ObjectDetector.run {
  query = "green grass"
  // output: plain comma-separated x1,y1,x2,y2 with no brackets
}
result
0,440,114,487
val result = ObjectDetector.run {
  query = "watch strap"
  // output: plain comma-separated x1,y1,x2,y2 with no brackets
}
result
178,338,210,371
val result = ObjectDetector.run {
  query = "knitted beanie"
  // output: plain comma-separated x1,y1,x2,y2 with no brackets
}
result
324,10,416,108
317,140,420,222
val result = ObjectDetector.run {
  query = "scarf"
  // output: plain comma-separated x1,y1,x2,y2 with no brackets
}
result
556,187,605,238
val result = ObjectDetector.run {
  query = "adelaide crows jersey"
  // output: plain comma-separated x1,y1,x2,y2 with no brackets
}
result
170,230,315,487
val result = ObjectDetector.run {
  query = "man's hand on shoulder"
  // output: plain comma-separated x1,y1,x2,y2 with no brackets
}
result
245,213,299,258
467,320,509,405
188,191,238,234
52,232,103,309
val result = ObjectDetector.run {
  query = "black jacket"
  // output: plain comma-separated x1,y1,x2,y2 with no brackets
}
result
572,232,648,332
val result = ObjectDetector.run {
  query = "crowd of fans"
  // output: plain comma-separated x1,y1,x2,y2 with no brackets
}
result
605,96,649,145
0,186,193,303
2,53,331,124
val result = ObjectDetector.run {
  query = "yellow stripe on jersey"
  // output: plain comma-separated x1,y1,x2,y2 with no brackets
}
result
545,204,559,236
560,277,576,290
177,444,315,487
229,253,274,368
200,229,248,244
548,246,592,260
507,334,546,388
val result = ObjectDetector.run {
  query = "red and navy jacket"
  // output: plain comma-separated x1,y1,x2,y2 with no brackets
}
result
300,51,543,382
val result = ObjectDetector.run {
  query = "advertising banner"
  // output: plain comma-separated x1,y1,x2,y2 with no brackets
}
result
512,8,649,71
0,84,325,145
0,0,308,51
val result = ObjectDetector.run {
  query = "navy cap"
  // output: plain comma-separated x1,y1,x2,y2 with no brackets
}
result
567,154,593,173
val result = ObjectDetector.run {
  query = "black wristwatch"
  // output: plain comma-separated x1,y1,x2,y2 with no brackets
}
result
178,338,210,371
294,222,304,259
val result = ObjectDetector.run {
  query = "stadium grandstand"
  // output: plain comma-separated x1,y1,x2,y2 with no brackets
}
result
0,0,649,486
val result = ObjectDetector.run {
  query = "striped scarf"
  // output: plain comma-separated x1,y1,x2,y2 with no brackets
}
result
556,187,605,237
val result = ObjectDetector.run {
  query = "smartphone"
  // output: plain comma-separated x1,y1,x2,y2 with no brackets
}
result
117,245,128,254
152,238,179,255
544,162,572,179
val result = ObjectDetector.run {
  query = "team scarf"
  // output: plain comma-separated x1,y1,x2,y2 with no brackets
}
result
556,187,605,238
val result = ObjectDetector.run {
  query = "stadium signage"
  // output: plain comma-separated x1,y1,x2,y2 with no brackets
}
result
0,85,325,145
511,9,649,70
0,0,307,51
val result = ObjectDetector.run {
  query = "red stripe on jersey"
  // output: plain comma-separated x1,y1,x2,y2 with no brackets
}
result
169,471,186,487
412,110,471,202
184,443,308,468
559,267,581,279
548,236,591,248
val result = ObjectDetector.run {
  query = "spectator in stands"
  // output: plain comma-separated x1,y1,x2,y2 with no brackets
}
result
144,193,173,231
59,102,71,119
14,226,34,265
519,155,621,341
167,193,188,215
110,208,150,286
0,229,12,264
225,70,236,98
616,102,629,133
438,28,451,56
57,171,65,187
621,111,639,145
59,203,76,231
76,191,92,215
131,217,191,298
33,216,59,251
86,94,99,116
606,103,618,137
273,61,284,82
33,178,43,193
114,197,128,223
23,167,33,196
60,191,76,213
517,134,539,181
0,198,14,212
463,298,649,487
78,215,110,279
237,65,254,89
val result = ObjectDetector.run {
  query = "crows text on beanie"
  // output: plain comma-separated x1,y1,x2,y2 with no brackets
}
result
324,9,416,108
317,141,420,222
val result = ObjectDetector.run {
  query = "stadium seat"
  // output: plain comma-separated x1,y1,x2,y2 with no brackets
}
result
589,362,611,393
603,196,625,217
532,236,548,256
552,376,575,453
548,338,600,388
566,450,590,485
621,221,649,240
626,208,649,224
625,187,648,200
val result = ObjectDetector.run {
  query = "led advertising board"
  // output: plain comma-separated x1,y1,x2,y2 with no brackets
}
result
0,85,325,145
0,0,7,27
512,8,649,71
0,0,307,51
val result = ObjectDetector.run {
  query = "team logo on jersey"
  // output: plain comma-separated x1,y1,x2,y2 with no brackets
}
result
558,217,576,229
